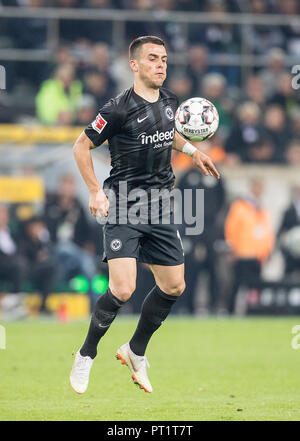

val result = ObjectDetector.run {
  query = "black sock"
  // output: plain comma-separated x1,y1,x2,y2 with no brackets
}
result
129,285,178,356
80,288,125,359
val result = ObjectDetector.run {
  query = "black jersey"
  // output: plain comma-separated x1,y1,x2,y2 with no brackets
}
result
85,86,179,195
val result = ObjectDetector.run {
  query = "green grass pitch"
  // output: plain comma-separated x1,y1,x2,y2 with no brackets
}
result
0,316,300,421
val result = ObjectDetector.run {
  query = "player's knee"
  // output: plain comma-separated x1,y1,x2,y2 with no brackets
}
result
111,284,136,302
164,280,186,297
175,281,186,297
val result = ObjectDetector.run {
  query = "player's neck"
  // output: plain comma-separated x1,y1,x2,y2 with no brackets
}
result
133,82,160,103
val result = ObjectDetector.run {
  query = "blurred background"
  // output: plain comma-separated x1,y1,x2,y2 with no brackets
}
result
0,0,300,320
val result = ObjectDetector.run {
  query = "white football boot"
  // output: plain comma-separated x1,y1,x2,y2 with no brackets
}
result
70,350,94,394
116,342,152,393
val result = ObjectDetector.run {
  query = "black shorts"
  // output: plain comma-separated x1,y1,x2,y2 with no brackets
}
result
102,221,185,266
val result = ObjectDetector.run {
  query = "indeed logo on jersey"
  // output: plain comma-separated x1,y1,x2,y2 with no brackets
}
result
138,128,175,149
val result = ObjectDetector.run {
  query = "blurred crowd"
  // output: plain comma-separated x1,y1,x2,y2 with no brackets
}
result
1,0,299,13
1,0,300,318
1,169,300,318
0,174,106,318
1,0,300,165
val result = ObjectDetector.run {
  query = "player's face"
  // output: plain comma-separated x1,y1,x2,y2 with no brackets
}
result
133,43,167,89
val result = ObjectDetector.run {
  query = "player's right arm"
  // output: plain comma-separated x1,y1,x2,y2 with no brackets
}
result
74,98,123,217
73,131,109,217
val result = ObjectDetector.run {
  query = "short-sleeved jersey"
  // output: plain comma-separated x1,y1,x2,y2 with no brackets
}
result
85,86,179,196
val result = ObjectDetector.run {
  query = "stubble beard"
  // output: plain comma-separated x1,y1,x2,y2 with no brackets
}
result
140,71,165,90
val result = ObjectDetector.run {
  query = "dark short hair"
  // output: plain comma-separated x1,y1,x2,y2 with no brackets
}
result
129,36,166,60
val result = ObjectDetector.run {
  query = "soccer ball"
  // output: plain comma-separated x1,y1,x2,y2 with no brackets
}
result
175,97,219,142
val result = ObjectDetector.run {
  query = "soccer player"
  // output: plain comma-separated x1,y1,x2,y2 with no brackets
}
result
70,35,220,394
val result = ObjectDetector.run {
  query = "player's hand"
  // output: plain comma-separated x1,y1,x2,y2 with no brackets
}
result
89,188,109,217
191,150,220,179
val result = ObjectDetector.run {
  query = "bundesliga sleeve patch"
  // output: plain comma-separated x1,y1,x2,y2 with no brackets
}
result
92,113,108,134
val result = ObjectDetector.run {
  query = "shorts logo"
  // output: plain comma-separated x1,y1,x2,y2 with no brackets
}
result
165,106,174,120
92,113,107,134
110,239,122,252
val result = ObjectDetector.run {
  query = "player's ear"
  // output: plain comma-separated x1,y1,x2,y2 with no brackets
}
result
129,59,139,73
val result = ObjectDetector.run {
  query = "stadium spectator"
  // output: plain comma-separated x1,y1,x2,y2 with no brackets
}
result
73,94,97,125
86,0,113,6
89,43,114,74
291,110,300,139
225,101,271,164
278,0,300,55
201,73,233,135
125,0,153,11
70,40,94,77
55,0,79,5
125,0,186,52
110,49,134,93
0,89,14,123
155,0,188,52
186,45,209,96
286,140,300,165
43,174,98,305
278,184,300,279
175,0,204,11
189,0,241,54
10,0,48,50
81,43,117,96
224,179,275,314
83,1,114,43
7,0,50,94
156,0,175,10
20,217,56,315
259,48,287,100
248,0,270,14
264,105,291,163
40,44,75,84
269,72,299,117
36,63,82,125
188,0,241,85
55,0,98,44
245,0,285,55
242,75,266,110
123,0,216,10
0,204,27,319
83,69,113,109
167,71,193,104
0,204,23,292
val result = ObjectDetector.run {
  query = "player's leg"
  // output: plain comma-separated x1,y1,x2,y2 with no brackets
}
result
116,220,185,392
80,257,136,358
70,257,136,394
116,263,185,393
129,263,185,356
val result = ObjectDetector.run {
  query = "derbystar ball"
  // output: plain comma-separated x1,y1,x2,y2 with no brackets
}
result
175,97,219,142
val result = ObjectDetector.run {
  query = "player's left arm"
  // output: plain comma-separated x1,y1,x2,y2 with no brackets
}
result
172,131,220,179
